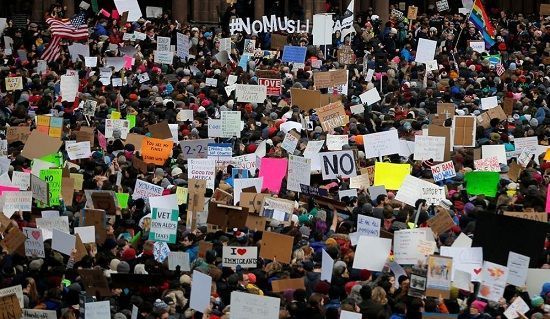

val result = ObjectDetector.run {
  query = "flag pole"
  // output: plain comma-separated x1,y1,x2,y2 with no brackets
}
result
454,6,474,51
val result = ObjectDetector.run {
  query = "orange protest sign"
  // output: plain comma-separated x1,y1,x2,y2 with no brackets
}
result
140,137,173,165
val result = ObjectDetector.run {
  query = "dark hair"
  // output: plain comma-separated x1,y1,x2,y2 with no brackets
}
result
376,194,387,205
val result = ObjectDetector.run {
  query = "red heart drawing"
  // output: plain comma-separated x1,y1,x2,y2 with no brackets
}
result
237,248,247,256
31,231,41,240
473,268,482,275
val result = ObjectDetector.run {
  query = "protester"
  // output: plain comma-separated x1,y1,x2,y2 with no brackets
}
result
0,1,548,319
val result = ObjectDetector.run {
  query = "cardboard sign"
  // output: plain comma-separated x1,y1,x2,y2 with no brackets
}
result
407,6,418,19
82,209,107,244
5,77,23,91
147,121,173,139
188,179,206,213
337,45,355,65
427,210,455,235
222,246,258,268
20,130,63,160
79,269,111,297
0,226,26,254
90,191,116,215
319,150,357,180
258,78,282,96
6,126,31,144
502,211,547,223
259,231,294,263
270,33,287,49
141,137,173,165
316,101,348,132
271,278,305,292
0,293,22,319
541,3,550,15
453,116,476,147
314,69,347,89
291,88,322,111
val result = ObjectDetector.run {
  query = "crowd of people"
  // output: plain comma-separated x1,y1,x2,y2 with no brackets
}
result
0,1,549,319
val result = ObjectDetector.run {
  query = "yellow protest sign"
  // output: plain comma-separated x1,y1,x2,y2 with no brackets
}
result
111,111,121,119
544,149,550,161
176,186,188,205
141,137,173,165
373,162,411,190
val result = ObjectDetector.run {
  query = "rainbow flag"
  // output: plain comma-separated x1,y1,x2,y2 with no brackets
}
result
469,0,496,48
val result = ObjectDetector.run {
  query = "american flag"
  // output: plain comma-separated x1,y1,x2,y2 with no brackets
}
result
496,63,505,76
41,15,88,62
46,16,88,40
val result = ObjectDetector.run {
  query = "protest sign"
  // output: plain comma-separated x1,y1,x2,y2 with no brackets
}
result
415,38,437,63
150,208,178,243
503,211,547,223
132,179,163,200
363,130,400,158
221,111,241,137
474,156,500,172
321,249,334,282
3,191,32,217
281,45,307,63
353,236,392,271
105,119,129,139
260,231,294,264
464,171,499,197
326,134,349,150
316,101,348,132
258,78,282,96
453,116,476,147
374,162,410,190
479,261,509,302
168,252,190,271
393,228,435,265
414,136,446,161
319,150,357,180
431,161,456,182
281,130,299,153
22,227,45,258
222,246,258,268
153,241,170,262
426,255,452,298
84,301,111,319
141,137,173,165
506,251,529,287
21,131,63,160
503,296,530,319
312,14,334,45
188,158,216,190
235,84,267,103
21,309,56,319
427,210,455,235
0,293,22,319
5,77,23,91
359,87,381,105
230,291,280,319
0,226,26,254
66,141,91,160
39,169,61,206
440,247,483,281
11,171,30,190
259,158,288,193
271,278,306,292
189,270,212,312
357,215,380,237
179,139,214,160
287,155,311,192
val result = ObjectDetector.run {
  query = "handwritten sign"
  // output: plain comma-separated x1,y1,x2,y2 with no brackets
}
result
316,101,348,132
132,179,163,200
474,156,500,172
222,246,258,268
414,136,446,161
431,161,456,182
5,77,23,91
22,227,45,258
141,137,173,165
235,84,267,103
357,215,381,237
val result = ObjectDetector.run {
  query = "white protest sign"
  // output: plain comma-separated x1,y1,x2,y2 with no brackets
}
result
208,119,222,137
230,291,280,319
359,87,381,105
5,77,23,91
350,104,365,115
11,171,30,190
353,236,392,271
321,249,334,282
179,139,214,159
470,40,486,53
221,111,242,138
146,6,163,18
393,228,435,264
363,130,400,158
287,155,311,192
105,119,130,139
60,75,79,102
66,141,91,160
113,0,142,21
281,131,299,153
0,285,23,308
22,309,56,319
365,69,375,82
22,227,45,258
414,136,446,161
84,301,111,319
506,251,530,287
415,38,437,64
168,252,190,271
84,56,97,67
312,14,334,45
326,134,349,150
235,84,267,103
514,136,538,152
74,226,95,243
232,153,258,173
481,96,498,110
222,246,258,268
503,296,530,319
479,261,509,302
190,270,212,312
154,50,174,64
188,158,216,190
431,161,456,182
176,33,190,59
436,0,449,11
132,179,164,200
474,156,500,172
3,191,32,217
482,144,507,164
233,177,263,205
52,229,76,256
156,37,171,52
153,241,171,263
205,78,218,87
440,246,483,281
357,214,381,237
303,140,324,171
37,60,48,73
319,150,357,180
341,311,362,319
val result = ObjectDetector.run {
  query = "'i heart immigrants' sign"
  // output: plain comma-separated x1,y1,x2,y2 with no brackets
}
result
222,246,258,268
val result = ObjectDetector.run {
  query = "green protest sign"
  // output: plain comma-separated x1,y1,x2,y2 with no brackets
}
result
464,171,500,197
150,208,178,244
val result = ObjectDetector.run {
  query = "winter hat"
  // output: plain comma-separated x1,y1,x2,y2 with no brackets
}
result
531,295,544,307
110,259,121,271
471,300,487,312
314,281,331,294
117,261,131,274
247,273,257,284
333,261,347,275
134,264,148,275
153,299,169,312
121,247,136,261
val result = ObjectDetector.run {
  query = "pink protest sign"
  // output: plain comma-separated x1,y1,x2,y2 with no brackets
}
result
124,56,134,69
259,158,288,194
0,185,20,196
98,131,107,151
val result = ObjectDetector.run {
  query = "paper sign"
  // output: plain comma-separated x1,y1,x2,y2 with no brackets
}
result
105,119,129,139
321,249,334,282
221,111,241,138
474,156,500,172
74,226,95,244
319,150,357,180
479,261,509,302
153,241,170,262
222,246,258,268
341,311,362,319
145,6,162,17
179,139,213,159
415,38,437,63
141,137,172,165
235,84,267,103
374,162,410,190
150,208,178,243
359,87,381,105
3,191,32,217
168,252,190,271
503,296,530,319
22,227,45,258
66,141,91,160
464,171,499,197
281,130,299,154
84,301,110,319
480,96,498,110
440,246,483,281
259,158,288,193
316,101,348,131
363,130,400,158
52,229,76,256
353,236,392,271
189,270,212,312
393,228,434,265
287,155,311,192
326,134,349,150
506,252,530,287
431,161,456,182
357,214,380,237
482,145,507,164
21,309,56,319
426,255,453,298
469,41,486,53
230,291,280,319
188,158,216,190
132,179,163,200
281,45,307,63
414,136,446,161
5,77,23,91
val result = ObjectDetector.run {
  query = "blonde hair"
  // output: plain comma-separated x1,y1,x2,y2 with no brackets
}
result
371,286,388,305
